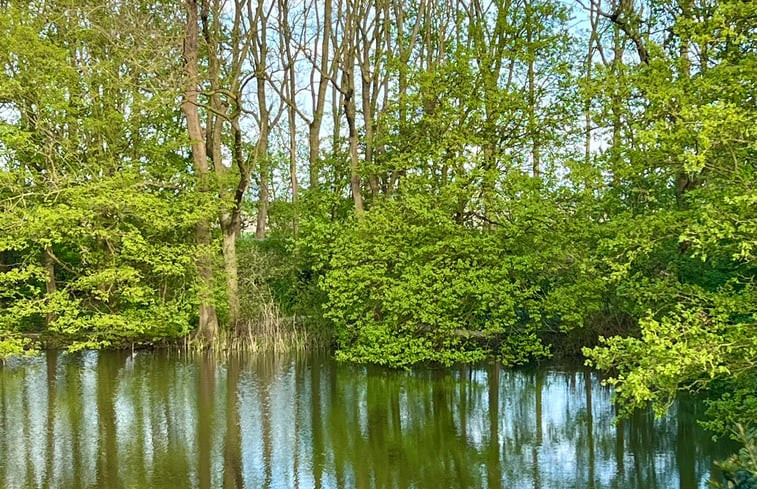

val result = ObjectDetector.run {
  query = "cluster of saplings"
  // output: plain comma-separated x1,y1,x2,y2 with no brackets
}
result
0,0,754,478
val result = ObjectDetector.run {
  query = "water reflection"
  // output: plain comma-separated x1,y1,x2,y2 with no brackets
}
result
0,351,732,489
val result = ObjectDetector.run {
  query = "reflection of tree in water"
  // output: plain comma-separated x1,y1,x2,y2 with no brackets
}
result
312,362,708,489
95,350,126,487
222,354,243,489
324,364,487,489
115,352,196,488
0,352,737,489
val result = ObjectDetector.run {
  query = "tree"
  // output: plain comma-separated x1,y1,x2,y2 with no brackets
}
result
182,0,220,341
583,0,756,433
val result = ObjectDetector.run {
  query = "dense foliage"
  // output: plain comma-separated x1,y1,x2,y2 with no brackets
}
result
0,0,754,470
0,0,207,352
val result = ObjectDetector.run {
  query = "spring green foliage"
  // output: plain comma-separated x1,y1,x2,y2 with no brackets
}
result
713,425,757,489
0,174,207,348
0,0,203,352
581,0,756,440
323,193,540,367
314,176,607,368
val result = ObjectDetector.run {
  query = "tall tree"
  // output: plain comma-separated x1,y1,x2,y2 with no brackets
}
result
182,0,220,341
337,0,365,214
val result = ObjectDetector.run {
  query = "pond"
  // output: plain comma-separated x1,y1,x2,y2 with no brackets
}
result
0,350,734,489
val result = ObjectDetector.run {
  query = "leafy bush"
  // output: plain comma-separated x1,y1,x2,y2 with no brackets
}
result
318,182,601,368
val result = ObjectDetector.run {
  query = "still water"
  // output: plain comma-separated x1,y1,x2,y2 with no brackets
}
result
0,350,733,489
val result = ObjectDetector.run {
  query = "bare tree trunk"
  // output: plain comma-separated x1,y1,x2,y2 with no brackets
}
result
674,0,695,202
224,120,251,334
308,0,334,191
610,0,624,187
222,230,241,328
343,71,364,215
526,0,540,177
584,0,599,164
388,0,427,194
182,0,219,342
289,109,299,238
255,137,270,239
307,124,321,189
469,0,508,224
253,0,271,239
202,0,242,330
357,1,382,199
339,2,364,215
43,246,56,327
279,0,300,238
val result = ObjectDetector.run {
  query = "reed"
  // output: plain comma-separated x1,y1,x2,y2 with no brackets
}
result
185,237,333,354
188,286,331,354
215,316,319,354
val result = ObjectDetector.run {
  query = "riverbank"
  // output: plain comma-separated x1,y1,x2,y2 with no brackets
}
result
2,316,330,359
5,316,623,366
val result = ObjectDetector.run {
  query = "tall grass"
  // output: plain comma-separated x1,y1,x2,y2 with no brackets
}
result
190,236,333,354
214,316,323,354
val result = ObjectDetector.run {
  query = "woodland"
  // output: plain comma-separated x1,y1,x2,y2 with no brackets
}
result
0,0,755,474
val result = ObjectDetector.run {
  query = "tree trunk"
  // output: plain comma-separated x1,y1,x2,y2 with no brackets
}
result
674,0,695,204
222,228,241,330
344,82,364,215
307,0,333,191
43,246,56,327
610,3,625,186
338,0,364,215
526,0,540,177
279,0,300,238
584,1,599,164
308,123,321,189
203,0,239,330
253,0,271,240
289,109,299,239
182,0,219,342
255,149,269,239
